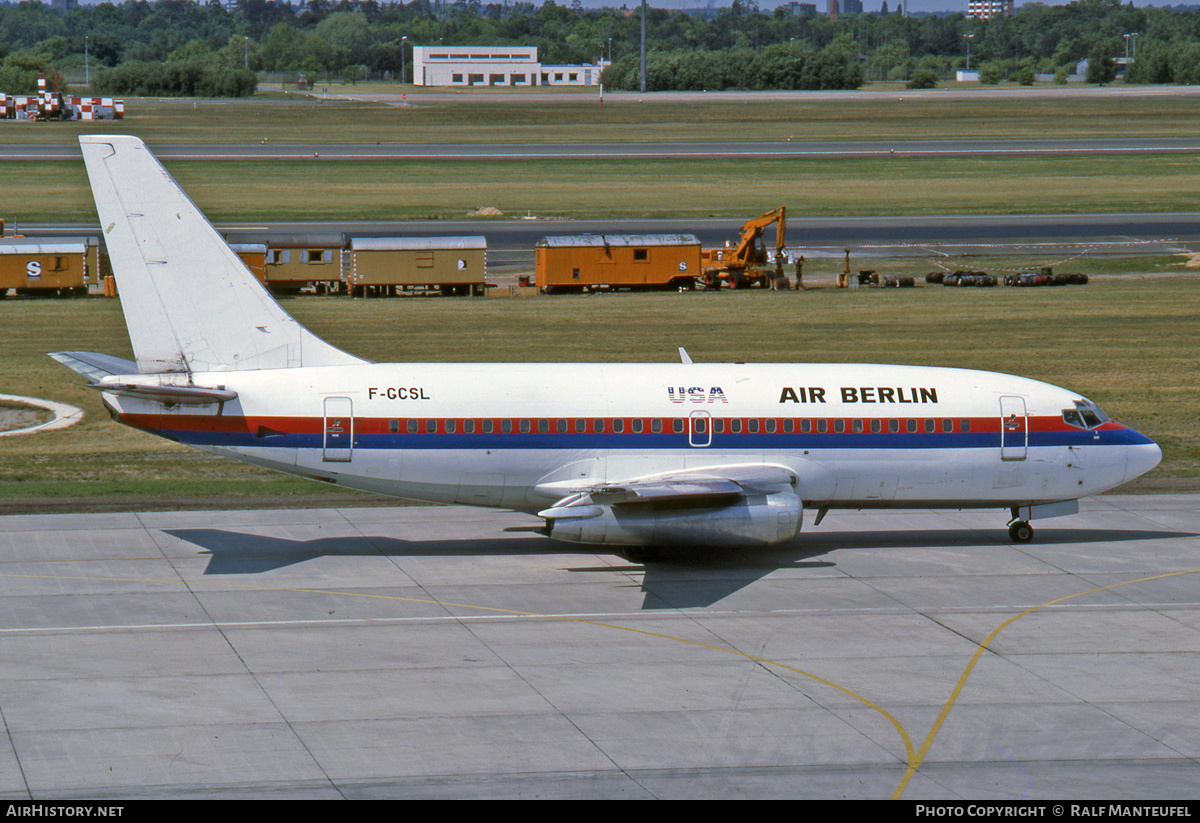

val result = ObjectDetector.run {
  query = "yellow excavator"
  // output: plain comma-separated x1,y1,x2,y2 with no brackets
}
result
700,207,788,289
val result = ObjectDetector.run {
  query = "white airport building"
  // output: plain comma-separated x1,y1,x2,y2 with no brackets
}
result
411,45,607,87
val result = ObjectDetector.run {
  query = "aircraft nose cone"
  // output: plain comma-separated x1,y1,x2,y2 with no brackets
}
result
1124,439,1162,483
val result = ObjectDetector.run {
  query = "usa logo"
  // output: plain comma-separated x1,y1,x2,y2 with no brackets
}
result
667,386,728,404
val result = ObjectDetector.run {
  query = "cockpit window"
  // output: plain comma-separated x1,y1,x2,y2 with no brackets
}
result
1062,399,1111,430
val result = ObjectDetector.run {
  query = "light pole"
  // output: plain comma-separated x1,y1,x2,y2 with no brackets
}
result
401,35,408,85
965,33,974,71
84,35,89,88
244,37,249,70
1124,32,1138,62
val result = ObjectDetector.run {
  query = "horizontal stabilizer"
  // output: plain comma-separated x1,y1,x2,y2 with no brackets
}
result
89,382,237,405
49,351,139,383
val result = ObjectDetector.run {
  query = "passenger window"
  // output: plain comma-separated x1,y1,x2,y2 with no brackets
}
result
445,419,456,434
835,419,845,433
907,419,917,433
961,419,970,433
501,419,512,433
594,418,605,433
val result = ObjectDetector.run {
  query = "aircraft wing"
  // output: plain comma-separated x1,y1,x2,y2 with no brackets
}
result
538,464,798,520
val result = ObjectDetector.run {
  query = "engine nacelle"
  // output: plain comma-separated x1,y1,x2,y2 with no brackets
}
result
542,490,802,548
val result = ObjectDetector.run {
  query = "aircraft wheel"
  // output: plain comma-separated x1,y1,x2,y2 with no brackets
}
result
1008,521,1034,543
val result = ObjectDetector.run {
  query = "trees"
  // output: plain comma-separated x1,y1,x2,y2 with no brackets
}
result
1084,39,1118,84
906,66,937,89
5,0,1200,95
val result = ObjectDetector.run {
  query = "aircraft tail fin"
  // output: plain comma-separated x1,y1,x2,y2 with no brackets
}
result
78,136,365,374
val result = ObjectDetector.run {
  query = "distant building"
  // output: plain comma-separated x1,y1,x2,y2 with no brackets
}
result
841,0,864,13
967,0,1013,18
411,46,607,88
784,1,819,15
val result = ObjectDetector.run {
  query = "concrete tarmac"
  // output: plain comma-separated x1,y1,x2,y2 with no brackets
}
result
1,495,1198,799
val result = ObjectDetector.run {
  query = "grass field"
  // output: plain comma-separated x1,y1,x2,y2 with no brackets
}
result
7,152,1200,222
6,90,1200,145
0,275,1196,510
4,90,1200,220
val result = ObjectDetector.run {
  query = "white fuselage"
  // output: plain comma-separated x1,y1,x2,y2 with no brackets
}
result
104,361,1160,514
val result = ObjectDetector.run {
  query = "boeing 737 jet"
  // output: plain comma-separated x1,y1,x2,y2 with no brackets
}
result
52,136,1161,558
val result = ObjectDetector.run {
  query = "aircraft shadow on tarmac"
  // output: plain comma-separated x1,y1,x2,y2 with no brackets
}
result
164,526,1194,611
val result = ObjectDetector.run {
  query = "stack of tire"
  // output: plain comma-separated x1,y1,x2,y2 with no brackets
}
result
1003,272,1089,287
930,270,997,287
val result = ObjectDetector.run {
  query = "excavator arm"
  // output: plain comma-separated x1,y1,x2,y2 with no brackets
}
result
702,207,787,288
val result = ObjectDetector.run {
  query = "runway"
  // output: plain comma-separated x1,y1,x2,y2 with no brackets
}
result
1,495,1198,799
21,212,1200,258
4,136,1200,162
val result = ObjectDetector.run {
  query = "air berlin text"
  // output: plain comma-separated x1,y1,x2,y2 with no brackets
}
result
779,386,938,404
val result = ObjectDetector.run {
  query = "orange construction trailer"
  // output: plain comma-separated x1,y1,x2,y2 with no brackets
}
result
0,237,99,298
535,234,702,293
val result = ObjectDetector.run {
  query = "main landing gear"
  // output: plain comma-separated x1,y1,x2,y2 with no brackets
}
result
1007,519,1034,543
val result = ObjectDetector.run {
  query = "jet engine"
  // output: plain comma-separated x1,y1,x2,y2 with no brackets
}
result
539,488,802,548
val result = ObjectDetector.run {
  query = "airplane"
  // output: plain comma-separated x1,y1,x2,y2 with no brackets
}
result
51,136,1161,560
